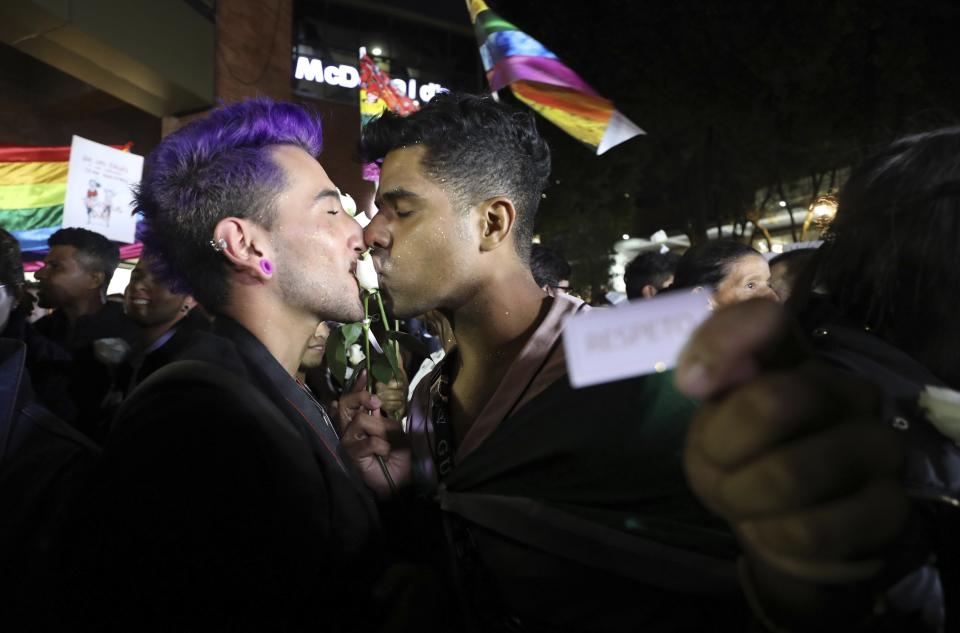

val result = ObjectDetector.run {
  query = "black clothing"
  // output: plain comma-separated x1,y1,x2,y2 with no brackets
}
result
407,358,745,633
34,302,139,441
33,301,138,352
0,338,99,626
114,308,210,397
809,323,959,631
0,311,75,422
57,317,384,632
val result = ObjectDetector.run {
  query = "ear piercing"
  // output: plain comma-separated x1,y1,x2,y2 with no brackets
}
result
209,238,227,252
260,259,273,276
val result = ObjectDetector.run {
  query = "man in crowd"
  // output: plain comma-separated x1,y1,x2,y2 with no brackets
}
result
33,227,138,437
55,98,387,632
344,92,919,631
120,252,207,392
34,228,132,349
624,249,680,299
529,243,571,295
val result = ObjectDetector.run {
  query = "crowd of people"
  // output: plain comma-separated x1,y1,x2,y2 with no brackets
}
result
0,92,957,632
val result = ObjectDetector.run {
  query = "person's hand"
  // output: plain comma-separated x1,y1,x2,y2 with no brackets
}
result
375,376,407,420
337,370,371,434
675,300,908,620
339,382,411,498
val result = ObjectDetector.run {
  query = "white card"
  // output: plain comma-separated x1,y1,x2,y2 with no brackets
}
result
562,290,713,388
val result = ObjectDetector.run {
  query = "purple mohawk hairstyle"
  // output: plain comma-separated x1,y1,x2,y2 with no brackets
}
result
134,97,323,310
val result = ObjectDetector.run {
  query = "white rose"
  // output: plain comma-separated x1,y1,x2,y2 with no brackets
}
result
340,191,371,228
347,343,366,366
93,337,131,366
918,385,960,444
355,250,379,293
339,191,358,217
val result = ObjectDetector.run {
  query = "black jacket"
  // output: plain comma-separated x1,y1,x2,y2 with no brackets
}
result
57,318,385,632
34,303,140,441
0,338,99,626
0,311,75,422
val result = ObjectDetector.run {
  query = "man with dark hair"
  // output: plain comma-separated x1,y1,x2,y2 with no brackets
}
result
344,92,917,631
529,244,572,295
624,249,680,299
33,227,136,436
34,227,127,348
57,98,385,632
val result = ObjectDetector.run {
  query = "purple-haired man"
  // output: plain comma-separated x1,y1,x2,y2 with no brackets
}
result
57,99,387,631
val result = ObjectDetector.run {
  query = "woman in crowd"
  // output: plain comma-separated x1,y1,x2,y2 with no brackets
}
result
672,238,778,307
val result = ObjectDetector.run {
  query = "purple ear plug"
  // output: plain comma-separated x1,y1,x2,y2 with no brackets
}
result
260,259,273,276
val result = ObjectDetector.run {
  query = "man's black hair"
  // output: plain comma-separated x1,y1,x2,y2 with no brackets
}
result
530,245,571,288
359,92,551,263
672,239,760,290
48,227,119,291
624,250,681,299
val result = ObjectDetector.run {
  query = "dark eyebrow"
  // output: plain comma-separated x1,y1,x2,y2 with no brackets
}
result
375,186,424,208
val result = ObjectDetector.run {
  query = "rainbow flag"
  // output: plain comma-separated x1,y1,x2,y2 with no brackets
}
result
359,53,420,181
0,145,71,252
0,143,143,267
467,0,644,154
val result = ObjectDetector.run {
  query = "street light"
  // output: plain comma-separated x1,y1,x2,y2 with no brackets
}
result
801,194,838,240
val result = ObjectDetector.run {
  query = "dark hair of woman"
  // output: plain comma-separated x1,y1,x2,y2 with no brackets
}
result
672,239,760,290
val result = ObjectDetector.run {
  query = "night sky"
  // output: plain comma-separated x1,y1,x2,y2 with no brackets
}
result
325,1,960,293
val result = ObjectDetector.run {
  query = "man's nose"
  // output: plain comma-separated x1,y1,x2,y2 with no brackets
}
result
363,214,390,251
346,219,365,255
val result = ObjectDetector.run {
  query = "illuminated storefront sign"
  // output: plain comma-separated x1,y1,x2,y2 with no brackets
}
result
294,57,360,88
294,55,445,103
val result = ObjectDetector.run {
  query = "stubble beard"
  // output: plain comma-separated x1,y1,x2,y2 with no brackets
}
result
279,272,361,324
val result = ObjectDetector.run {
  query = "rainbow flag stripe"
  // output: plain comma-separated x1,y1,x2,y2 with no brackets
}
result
358,53,420,181
0,145,70,252
0,143,143,266
467,0,644,154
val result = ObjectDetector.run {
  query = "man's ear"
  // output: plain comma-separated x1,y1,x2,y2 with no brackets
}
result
181,295,199,312
477,197,516,253
213,217,272,282
86,270,105,292
641,284,658,299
